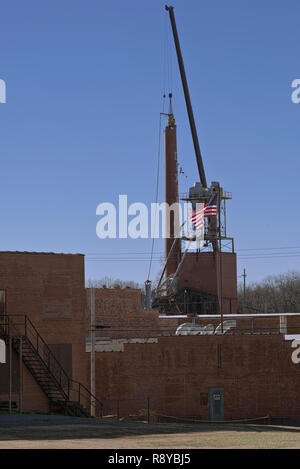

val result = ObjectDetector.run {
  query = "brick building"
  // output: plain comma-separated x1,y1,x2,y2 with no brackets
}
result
0,251,89,415
1,253,300,422
86,287,300,423
90,334,300,422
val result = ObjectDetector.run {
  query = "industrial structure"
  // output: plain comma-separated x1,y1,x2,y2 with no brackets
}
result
0,6,300,425
152,6,237,317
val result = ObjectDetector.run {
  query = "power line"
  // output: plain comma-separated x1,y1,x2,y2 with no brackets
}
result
239,254,300,260
85,245,300,256
84,245,300,264
238,246,300,252
86,254,300,261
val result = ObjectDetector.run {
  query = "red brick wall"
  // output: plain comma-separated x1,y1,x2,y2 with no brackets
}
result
287,316,300,334
91,334,300,421
86,288,160,338
86,286,300,337
156,314,300,335
0,359,49,413
178,252,238,313
86,287,300,421
0,251,87,411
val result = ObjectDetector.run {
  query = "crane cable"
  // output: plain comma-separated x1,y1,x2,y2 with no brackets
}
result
147,18,174,281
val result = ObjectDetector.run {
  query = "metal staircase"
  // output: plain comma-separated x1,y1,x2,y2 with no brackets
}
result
1,315,102,417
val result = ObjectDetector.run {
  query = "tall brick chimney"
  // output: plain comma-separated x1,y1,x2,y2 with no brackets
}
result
164,95,181,278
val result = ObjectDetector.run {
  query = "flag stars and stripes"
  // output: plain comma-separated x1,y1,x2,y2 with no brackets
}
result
190,195,217,229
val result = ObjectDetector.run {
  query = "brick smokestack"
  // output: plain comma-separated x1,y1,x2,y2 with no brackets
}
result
164,104,181,278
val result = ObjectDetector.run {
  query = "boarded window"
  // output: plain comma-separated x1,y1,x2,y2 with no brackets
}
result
44,344,72,387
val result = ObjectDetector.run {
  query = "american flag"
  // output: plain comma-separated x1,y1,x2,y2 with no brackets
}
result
190,195,217,230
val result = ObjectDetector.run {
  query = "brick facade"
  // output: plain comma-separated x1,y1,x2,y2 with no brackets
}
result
87,287,300,422
91,334,300,422
1,257,299,421
0,251,87,412
178,252,238,313
86,287,159,338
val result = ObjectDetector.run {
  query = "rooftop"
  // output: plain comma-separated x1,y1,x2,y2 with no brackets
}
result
0,251,84,256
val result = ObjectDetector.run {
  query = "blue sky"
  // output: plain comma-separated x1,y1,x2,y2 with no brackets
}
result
0,0,300,286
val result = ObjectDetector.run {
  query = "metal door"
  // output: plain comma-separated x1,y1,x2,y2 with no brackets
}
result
209,387,224,421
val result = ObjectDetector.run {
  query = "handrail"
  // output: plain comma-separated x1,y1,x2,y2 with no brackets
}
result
25,315,71,388
71,379,103,416
3,315,70,398
1,314,103,416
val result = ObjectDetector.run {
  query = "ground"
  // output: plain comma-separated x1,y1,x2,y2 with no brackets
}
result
1,415,300,449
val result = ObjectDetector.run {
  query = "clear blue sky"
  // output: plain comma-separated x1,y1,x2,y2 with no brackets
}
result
0,0,299,286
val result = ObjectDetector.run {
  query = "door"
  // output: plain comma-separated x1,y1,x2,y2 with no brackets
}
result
209,387,224,421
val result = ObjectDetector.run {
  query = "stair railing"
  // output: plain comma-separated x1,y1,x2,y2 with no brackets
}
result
2,314,103,417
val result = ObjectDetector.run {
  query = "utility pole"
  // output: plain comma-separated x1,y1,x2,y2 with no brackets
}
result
243,268,247,312
90,287,95,417
19,337,23,414
8,332,12,414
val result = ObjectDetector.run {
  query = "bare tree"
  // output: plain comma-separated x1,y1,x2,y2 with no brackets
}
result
238,271,300,313
86,277,142,290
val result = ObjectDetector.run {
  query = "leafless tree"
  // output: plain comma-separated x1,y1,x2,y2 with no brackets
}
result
86,276,142,290
238,271,300,313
